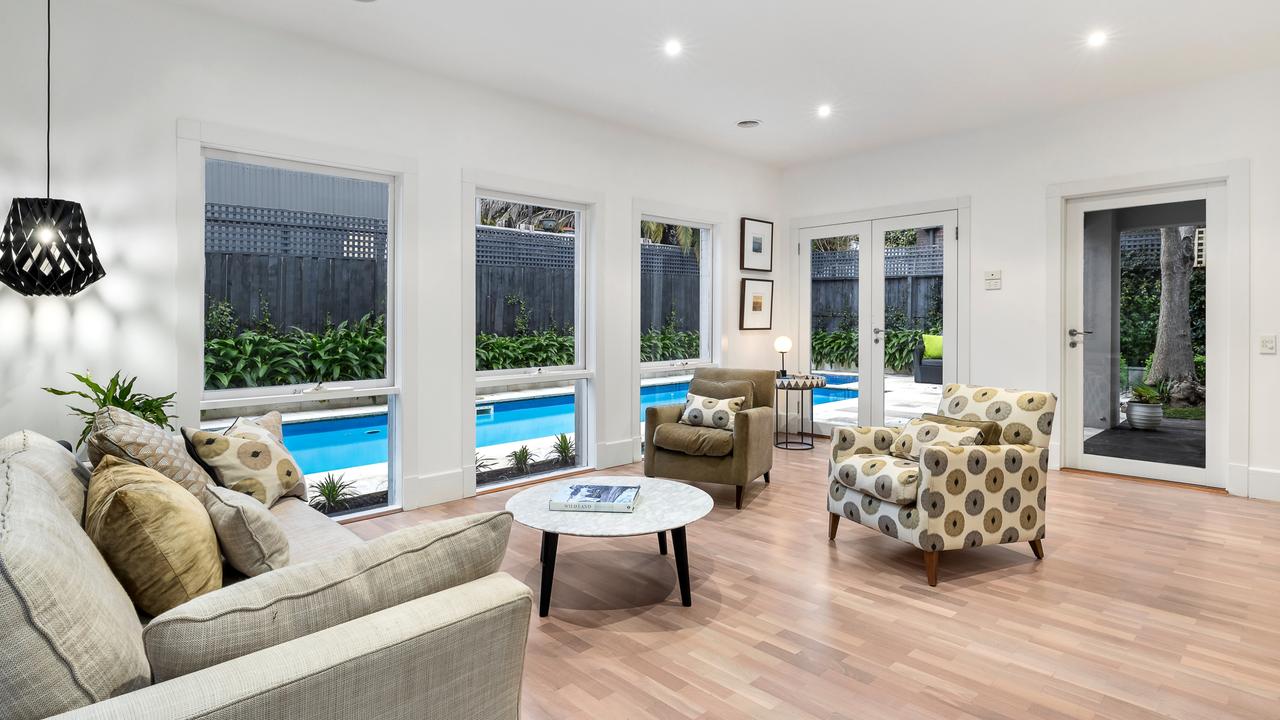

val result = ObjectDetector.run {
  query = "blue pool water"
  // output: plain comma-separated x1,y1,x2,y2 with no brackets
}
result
282,380,859,473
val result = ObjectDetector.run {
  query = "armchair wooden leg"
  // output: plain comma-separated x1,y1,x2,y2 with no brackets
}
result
735,485,744,509
1029,539,1044,559
923,550,940,587
828,513,840,540
763,471,770,484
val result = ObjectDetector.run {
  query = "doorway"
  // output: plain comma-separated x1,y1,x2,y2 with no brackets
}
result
1061,186,1223,486
799,207,961,431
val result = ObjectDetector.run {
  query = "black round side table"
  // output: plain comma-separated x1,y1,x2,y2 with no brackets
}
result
774,375,827,450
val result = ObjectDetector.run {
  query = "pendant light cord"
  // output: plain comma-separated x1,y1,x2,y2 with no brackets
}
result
46,0,52,200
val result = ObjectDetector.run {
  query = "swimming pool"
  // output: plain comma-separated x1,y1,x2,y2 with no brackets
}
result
282,380,859,473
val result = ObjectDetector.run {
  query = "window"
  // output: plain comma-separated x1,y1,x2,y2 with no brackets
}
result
639,217,711,365
201,151,398,517
473,194,588,486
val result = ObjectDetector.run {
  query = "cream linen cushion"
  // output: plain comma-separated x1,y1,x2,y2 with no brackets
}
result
0,434,151,720
183,423,304,507
203,484,290,576
0,430,88,522
87,407,212,499
890,417,985,462
679,392,745,430
143,510,513,681
85,457,223,617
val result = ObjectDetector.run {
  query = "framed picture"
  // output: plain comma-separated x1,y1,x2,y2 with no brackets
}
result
739,278,774,330
740,217,774,272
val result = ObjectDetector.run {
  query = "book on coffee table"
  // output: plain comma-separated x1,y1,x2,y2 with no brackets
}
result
548,483,640,513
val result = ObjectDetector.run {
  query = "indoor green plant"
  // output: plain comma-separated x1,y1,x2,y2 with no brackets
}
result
43,371,176,448
1126,384,1165,430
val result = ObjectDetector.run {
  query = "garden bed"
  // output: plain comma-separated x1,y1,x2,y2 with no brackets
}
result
321,490,388,517
477,457,577,487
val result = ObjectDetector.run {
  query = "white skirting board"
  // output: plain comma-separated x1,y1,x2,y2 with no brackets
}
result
399,467,466,510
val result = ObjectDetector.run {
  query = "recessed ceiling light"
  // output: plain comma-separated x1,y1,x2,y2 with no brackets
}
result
663,38,683,57
1086,30,1109,48
817,104,832,118
737,119,761,129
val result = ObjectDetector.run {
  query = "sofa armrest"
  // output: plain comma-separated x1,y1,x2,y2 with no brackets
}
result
915,444,1048,552
731,406,775,480
143,511,511,681
643,404,686,474
53,574,532,720
830,425,900,464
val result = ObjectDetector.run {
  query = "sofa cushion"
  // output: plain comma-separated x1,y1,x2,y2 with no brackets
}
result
270,496,362,565
890,417,985,461
204,484,290,576
688,378,755,410
654,422,734,457
937,385,1057,448
88,407,213,499
0,437,150,720
221,412,306,501
831,453,921,504
183,425,304,506
679,392,745,430
920,413,1002,446
86,457,223,617
143,510,513,681
0,430,88,522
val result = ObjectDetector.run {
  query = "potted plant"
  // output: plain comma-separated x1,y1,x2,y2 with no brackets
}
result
43,371,176,449
1126,384,1164,430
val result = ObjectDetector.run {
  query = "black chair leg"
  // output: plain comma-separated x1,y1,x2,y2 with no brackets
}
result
763,471,770,484
735,485,744,509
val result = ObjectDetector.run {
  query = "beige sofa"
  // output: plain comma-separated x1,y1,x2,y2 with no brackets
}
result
0,430,532,720
644,367,776,509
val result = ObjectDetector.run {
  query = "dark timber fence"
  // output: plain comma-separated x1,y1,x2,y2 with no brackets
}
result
810,245,943,331
475,226,699,336
204,203,388,333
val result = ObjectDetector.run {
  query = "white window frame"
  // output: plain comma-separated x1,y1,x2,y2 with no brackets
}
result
637,212,716,371
461,171,604,495
177,120,414,518
472,188,589,385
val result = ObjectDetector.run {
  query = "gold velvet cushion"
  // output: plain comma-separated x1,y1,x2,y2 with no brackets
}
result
87,407,213,499
183,422,304,507
890,417,984,462
679,392,745,430
85,456,222,616
688,378,755,410
920,413,1002,446
653,422,734,457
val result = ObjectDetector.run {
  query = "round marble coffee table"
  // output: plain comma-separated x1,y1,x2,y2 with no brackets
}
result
505,477,713,617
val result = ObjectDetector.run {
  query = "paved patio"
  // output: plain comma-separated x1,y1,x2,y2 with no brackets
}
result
810,373,943,432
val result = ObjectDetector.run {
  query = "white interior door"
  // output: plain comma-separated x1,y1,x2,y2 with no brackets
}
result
867,211,958,427
1062,184,1224,486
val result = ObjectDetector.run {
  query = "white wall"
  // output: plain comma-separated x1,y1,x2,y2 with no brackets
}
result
782,65,1280,499
0,0,781,508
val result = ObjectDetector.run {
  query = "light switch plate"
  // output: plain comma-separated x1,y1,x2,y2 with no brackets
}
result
1262,334,1278,355
983,270,1001,290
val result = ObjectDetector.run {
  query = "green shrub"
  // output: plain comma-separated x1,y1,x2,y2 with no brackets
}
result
507,445,536,474
309,473,357,514
476,331,575,371
204,314,386,390
550,433,575,466
44,371,177,449
811,325,937,373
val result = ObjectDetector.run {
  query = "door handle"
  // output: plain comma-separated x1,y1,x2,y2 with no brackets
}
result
872,327,883,344
1068,328,1093,348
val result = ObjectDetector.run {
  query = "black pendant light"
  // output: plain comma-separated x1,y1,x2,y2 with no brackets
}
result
0,0,105,297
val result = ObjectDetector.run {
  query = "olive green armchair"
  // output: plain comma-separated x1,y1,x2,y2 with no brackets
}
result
644,368,776,509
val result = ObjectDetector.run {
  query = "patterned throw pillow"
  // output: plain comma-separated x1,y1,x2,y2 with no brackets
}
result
88,407,213,499
890,417,984,461
679,392,745,430
221,412,305,500
182,424,304,507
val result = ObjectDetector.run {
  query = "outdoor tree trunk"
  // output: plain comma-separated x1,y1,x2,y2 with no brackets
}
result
1146,225,1203,406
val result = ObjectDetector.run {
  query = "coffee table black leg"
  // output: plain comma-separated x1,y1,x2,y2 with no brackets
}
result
657,530,668,555
671,526,691,606
539,531,558,617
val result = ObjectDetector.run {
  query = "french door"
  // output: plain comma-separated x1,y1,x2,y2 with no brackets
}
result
801,210,958,430
1061,184,1224,486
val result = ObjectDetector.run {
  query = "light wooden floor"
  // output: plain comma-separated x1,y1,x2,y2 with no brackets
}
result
351,441,1280,719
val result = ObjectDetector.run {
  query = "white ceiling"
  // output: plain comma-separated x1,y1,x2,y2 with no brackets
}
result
171,0,1280,167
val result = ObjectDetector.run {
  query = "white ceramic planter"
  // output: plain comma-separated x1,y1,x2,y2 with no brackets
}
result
1126,402,1164,430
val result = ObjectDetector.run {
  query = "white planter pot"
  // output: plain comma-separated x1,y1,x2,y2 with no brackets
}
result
1126,402,1164,430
